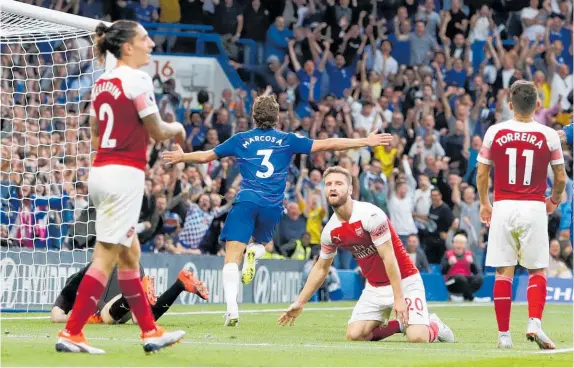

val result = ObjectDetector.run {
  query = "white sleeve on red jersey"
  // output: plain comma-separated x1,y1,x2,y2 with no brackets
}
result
319,220,338,260
361,206,392,247
546,129,565,166
122,70,159,119
477,125,498,166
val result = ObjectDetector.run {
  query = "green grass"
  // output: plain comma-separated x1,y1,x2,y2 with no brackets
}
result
1,302,572,367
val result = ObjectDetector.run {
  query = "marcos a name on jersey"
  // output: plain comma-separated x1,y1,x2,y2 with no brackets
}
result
213,129,313,207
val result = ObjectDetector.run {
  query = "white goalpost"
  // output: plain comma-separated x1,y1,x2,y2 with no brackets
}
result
0,0,114,312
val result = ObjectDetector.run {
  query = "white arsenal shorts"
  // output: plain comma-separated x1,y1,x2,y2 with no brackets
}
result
88,165,145,247
486,200,549,269
348,274,429,326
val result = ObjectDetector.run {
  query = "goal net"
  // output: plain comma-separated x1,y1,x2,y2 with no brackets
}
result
0,0,111,312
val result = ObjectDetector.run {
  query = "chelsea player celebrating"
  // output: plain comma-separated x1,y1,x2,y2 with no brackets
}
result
162,95,392,326
558,123,573,247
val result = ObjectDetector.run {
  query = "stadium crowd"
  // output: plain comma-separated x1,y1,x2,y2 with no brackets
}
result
1,1,573,294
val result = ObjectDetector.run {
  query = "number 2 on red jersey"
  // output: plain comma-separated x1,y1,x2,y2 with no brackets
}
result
99,103,116,148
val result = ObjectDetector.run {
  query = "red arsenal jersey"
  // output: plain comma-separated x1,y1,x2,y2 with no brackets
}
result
90,65,159,171
320,201,418,287
477,120,564,202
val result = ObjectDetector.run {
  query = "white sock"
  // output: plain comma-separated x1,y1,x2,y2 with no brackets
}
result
222,263,240,318
248,243,266,260
242,243,265,273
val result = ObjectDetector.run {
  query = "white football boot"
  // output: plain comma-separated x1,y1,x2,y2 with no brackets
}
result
224,312,239,327
55,330,105,354
429,313,455,343
526,318,556,350
142,327,185,354
497,331,514,349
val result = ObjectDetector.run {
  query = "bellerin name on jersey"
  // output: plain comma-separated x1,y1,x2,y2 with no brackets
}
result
494,132,544,149
241,135,284,149
92,81,121,100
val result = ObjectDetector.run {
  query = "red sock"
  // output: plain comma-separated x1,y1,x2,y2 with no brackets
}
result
65,267,108,335
369,320,401,341
527,273,547,320
428,321,439,342
118,269,157,333
493,275,513,332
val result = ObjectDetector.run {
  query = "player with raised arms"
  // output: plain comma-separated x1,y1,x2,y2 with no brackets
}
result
277,166,454,344
161,96,393,326
476,80,567,350
56,20,188,354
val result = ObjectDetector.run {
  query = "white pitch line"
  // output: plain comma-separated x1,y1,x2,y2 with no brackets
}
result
2,334,562,355
1,302,534,321
536,348,574,355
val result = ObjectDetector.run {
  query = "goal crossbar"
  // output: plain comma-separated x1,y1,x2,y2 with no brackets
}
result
0,0,110,32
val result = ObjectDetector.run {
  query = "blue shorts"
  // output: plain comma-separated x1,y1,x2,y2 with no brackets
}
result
220,201,283,245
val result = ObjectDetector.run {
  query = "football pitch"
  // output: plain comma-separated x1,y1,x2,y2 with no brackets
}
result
1,302,572,367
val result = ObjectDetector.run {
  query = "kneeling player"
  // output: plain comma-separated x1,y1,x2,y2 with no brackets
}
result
278,166,454,344
51,263,208,324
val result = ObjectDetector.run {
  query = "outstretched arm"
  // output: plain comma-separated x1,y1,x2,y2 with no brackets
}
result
161,145,218,164
311,131,392,152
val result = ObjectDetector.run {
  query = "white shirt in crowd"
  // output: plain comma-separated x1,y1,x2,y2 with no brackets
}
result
372,51,399,80
414,187,432,217
351,101,381,132
521,7,546,41
550,73,573,111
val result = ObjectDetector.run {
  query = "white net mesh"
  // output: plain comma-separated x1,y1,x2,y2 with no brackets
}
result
1,10,103,311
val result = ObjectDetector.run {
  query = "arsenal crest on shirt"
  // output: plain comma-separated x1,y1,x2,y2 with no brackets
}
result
355,227,364,237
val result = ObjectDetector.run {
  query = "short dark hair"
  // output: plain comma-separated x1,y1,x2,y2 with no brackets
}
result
509,80,538,115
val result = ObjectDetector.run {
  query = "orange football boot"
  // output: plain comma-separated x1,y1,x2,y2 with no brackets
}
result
178,270,209,300
141,275,157,306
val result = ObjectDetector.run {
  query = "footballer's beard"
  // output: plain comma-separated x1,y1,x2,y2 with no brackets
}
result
327,193,348,208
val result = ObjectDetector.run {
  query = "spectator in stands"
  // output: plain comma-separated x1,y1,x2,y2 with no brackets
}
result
410,20,439,66
265,16,293,61
548,239,573,278
451,177,483,256
176,193,233,254
441,233,483,301
138,194,170,245
212,0,243,60
387,158,418,246
295,169,327,254
153,0,181,52
129,0,159,23
521,0,547,41
143,233,179,254
405,234,431,273
425,188,455,264
242,0,269,64
413,173,432,231
274,202,307,250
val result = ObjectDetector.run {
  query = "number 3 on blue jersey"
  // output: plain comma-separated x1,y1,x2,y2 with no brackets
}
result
256,149,274,178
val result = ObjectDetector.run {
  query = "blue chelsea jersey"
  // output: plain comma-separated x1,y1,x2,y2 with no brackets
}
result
564,124,573,146
213,128,313,207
